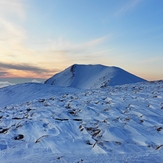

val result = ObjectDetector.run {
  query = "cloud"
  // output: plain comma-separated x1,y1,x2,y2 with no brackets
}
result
53,36,108,49
0,0,113,78
0,72,10,77
32,35,112,70
0,7,111,75
139,56,163,64
46,35,110,55
0,0,28,62
0,0,25,20
83,35,110,48
0,62,47,72
0,62,59,77
115,0,142,16
68,48,116,65
0,18,25,39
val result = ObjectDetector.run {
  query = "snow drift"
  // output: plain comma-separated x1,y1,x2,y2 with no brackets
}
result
45,64,146,89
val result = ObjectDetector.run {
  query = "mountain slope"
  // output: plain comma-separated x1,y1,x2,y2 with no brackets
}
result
0,81,163,162
45,64,146,89
0,83,79,108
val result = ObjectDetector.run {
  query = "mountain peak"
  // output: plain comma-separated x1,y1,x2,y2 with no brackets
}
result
45,64,146,89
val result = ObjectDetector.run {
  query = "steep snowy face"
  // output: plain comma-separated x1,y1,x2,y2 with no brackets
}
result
45,64,146,89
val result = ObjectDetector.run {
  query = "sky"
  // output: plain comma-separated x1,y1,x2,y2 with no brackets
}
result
0,0,163,82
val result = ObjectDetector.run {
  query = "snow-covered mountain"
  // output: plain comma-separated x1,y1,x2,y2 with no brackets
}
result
1,64,163,162
45,64,146,89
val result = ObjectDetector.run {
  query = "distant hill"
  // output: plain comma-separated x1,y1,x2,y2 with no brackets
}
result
44,64,146,89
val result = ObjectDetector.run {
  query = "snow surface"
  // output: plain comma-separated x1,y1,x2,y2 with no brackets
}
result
45,64,146,89
0,80,163,162
0,83,79,108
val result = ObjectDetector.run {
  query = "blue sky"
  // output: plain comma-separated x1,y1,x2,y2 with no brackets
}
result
0,0,163,80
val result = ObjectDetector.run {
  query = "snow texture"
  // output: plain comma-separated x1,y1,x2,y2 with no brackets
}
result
0,80,163,162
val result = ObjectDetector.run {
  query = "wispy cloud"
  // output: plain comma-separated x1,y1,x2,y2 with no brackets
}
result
0,18,25,39
139,56,163,64
0,72,10,77
0,0,25,19
0,62,59,78
83,35,110,48
0,0,27,61
0,62,50,73
45,35,111,54
115,0,142,16
0,1,46,78
0,9,112,75
40,35,113,69
0,0,113,78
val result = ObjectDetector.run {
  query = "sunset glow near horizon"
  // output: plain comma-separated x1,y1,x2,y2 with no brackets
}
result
0,0,163,81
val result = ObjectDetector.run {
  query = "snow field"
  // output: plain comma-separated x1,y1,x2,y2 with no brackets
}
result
0,80,163,162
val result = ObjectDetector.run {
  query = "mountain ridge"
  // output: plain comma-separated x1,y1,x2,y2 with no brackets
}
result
45,64,146,89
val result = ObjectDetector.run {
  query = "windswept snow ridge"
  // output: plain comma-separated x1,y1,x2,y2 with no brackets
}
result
0,80,163,162
45,64,146,89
